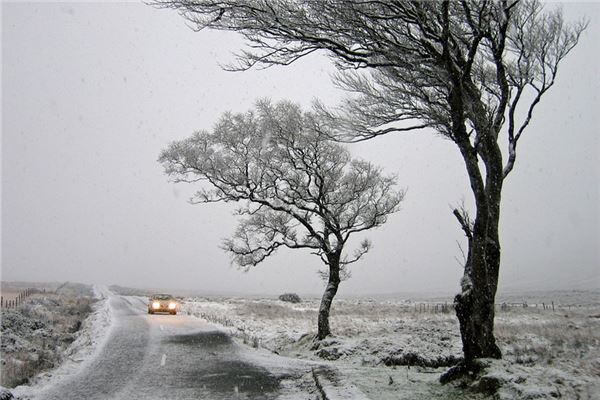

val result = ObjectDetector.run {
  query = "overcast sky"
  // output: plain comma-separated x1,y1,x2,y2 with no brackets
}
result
2,2,598,297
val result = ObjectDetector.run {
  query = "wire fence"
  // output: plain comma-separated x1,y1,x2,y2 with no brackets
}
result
0,288,44,309
408,300,580,314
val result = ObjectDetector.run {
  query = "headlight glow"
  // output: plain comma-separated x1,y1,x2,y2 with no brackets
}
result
168,302,177,309
152,302,160,309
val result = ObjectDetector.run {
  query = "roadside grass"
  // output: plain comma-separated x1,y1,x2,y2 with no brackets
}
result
494,309,600,367
0,285,95,388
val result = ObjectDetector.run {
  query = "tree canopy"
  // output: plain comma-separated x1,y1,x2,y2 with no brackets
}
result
159,100,403,338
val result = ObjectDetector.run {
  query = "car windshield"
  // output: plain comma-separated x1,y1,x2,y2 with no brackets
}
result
152,295,173,301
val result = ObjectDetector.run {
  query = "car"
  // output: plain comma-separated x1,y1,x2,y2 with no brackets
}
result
148,294,178,315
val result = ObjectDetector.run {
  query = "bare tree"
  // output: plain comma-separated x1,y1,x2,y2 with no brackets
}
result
159,100,403,339
152,0,586,367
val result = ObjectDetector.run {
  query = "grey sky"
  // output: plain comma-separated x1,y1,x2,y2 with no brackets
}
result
2,2,598,296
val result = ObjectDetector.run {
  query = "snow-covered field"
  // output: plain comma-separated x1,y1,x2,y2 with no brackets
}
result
181,293,600,399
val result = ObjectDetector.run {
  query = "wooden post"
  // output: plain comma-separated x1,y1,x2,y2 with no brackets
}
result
552,301,555,312
1,296,3,307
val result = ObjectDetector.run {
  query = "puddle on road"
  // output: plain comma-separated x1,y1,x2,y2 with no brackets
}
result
161,331,286,399
196,359,282,397
164,330,232,347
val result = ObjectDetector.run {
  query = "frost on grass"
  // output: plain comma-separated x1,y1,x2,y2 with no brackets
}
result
0,283,97,389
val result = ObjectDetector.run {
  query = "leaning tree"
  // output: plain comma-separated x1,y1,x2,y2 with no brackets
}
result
153,0,586,365
159,100,403,339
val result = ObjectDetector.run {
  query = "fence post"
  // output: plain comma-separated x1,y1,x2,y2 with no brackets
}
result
1,296,3,307
552,301,555,312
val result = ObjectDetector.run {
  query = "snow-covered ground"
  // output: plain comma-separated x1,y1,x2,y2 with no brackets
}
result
181,295,600,399
8,285,113,400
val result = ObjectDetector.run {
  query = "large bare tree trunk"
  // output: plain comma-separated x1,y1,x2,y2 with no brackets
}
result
454,223,502,363
454,137,504,365
317,253,341,340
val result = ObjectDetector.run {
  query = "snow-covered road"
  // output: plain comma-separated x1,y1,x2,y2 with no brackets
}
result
26,294,313,400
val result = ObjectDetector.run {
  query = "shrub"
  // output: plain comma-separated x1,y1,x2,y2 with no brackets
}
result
278,293,301,303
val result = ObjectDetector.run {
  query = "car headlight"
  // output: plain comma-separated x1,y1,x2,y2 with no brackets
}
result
152,302,160,309
168,302,177,309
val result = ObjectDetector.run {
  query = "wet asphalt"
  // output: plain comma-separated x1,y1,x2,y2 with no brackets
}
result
36,295,306,400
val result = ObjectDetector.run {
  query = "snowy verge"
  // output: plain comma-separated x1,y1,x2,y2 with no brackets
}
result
11,285,114,399
312,367,370,400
